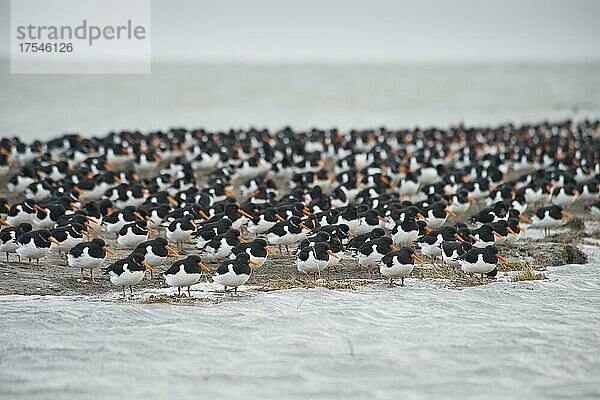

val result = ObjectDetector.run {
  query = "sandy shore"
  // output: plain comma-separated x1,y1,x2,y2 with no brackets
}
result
0,210,592,297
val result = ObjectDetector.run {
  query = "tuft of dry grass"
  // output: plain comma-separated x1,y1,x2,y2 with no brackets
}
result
512,266,546,282
139,294,224,304
512,270,546,282
566,217,585,231
256,276,370,291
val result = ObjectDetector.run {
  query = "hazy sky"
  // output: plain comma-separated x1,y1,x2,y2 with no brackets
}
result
1,0,600,62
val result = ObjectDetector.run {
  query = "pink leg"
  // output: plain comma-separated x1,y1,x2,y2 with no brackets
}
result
90,269,98,284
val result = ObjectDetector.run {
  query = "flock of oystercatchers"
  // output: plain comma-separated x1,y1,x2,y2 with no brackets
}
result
0,119,598,296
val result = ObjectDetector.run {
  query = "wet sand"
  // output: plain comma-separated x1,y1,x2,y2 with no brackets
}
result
0,169,594,298
0,210,592,297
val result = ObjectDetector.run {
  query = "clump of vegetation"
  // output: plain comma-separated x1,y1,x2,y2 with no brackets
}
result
257,276,370,291
139,294,223,304
561,244,588,265
512,266,546,282
412,263,463,280
566,217,585,231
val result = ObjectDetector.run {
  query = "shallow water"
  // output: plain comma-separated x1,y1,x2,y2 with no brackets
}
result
1,63,600,139
1,63,600,398
1,248,599,400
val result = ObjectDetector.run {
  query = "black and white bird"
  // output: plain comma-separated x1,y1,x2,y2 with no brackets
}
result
104,206,146,235
379,247,425,286
296,241,340,280
213,253,259,294
117,220,157,248
417,226,465,261
0,223,32,262
164,255,211,296
104,253,154,297
132,237,179,268
356,236,398,279
199,229,247,263
531,205,572,236
50,222,92,258
166,214,196,251
459,245,508,278
16,229,61,270
229,238,275,283
264,216,312,255
68,238,116,283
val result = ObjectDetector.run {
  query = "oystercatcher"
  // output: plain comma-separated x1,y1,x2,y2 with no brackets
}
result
104,253,154,297
379,247,425,286
213,253,259,294
68,238,116,283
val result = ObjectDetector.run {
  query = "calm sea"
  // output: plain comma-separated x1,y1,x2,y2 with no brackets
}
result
0,63,599,399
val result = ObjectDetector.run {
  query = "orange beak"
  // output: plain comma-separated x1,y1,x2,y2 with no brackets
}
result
80,230,92,238
424,226,432,233
197,261,211,272
237,209,254,219
518,214,532,223
560,210,573,219
223,188,234,196
507,227,517,235
376,215,387,222
102,246,116,256
517,224,525,233
299,223,312,231
264,246,276,255
166,195,177,205
274,213,285,221
390,244,399,251
238,236,247,243
453,233,465,242
48,237,61,245
199,210,209,220
492,230,503,238
445,208,457,216
326,249,341,259
496,254,509,265
133,211,144,220
0,218,11,227
411,254,426,263
33,204,46,212
165,245,179,256
85,216,98,224
416,213,427,221
84,222,97,231
189,220,197,228
248,259,260,266
347,230,355,237
141,260,154,271
145,226,158,233
468,234,479,242
302,207,311,216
